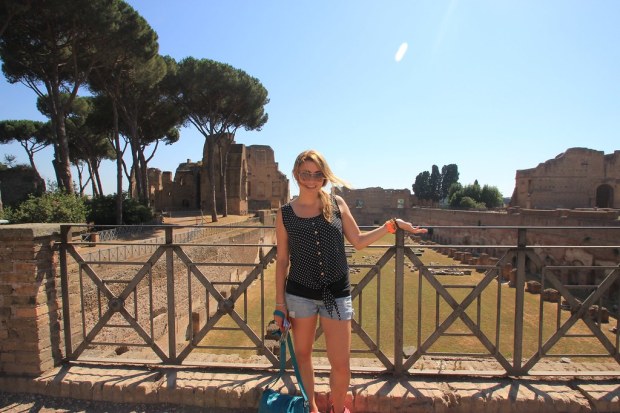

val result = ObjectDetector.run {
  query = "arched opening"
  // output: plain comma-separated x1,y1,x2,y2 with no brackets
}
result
595,184,614,208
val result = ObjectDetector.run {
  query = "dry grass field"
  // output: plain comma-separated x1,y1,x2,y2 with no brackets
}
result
198,233,618,367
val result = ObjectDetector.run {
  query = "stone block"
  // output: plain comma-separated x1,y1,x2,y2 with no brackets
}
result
542,288,560,303
526,280,542,294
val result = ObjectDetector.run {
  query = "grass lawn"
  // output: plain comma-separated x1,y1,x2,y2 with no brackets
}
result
198,234,619,365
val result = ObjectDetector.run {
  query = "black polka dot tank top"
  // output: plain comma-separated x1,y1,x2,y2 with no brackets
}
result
282,195,350,318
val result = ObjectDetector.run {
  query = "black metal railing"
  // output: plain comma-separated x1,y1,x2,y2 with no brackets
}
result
58,223,620,376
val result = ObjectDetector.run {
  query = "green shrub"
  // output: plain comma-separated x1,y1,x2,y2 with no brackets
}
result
86,194,153,225
7,191,88,223
122,197,153,225
459,196,486,210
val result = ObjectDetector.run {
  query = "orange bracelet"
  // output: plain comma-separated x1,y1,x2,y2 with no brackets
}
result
385,219,397,234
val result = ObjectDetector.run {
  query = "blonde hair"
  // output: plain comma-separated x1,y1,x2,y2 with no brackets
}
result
293,149,350,221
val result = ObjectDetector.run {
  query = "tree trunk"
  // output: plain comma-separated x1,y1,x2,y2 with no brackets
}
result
113,102,123,225
48,78,74,194
92,158,103,196
76,162,85,196
205,137,218,222
218,138,232,218
138,149,149,204
25,148,44,184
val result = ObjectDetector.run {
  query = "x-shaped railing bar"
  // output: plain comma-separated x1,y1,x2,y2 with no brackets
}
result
402,247,514,372
522,264,620,371
174,246,279,365
66,244,168,361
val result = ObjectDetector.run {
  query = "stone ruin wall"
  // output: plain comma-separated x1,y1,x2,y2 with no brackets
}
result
246,145,289,211
148,144,289,215
511,147,620,209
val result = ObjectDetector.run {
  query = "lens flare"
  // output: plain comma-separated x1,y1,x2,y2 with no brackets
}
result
395,42,408,62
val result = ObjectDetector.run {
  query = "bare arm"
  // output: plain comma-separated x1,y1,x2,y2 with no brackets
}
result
274,208,290,329
337,195,427,250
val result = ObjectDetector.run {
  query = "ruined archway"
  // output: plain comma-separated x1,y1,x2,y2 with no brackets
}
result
595,184,614,208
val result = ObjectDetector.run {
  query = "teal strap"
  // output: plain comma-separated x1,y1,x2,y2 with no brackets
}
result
265,311,309,404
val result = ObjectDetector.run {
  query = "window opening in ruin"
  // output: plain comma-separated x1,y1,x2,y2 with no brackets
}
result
595,184,613,208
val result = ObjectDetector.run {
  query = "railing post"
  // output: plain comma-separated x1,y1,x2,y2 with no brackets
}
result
165,226,176,362
513,227,527,375
394,227,405,375
60,225,73,361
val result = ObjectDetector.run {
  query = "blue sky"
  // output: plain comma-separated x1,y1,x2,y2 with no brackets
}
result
1,0,619,198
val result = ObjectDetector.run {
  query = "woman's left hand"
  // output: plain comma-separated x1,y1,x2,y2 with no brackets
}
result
395,219,428,235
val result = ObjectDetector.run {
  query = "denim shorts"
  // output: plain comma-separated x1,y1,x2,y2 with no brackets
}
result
285,293,354,320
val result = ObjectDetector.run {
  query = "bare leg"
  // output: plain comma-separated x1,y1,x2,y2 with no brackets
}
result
290,315,319,412
321,316,351,413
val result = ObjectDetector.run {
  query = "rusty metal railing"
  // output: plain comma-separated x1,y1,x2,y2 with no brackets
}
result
59,223,620,376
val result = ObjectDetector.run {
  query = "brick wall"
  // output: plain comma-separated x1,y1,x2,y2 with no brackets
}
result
0,224,62,376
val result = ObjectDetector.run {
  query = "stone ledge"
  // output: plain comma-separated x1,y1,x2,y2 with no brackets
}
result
0,223,61,239
1,365,619,412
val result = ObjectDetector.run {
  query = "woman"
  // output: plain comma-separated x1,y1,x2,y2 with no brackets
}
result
274,149,427,413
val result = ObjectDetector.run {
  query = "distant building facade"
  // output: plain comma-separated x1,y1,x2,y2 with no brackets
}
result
246,145,289,211
510,148,620,209
336,187,415,226
149,143,288,215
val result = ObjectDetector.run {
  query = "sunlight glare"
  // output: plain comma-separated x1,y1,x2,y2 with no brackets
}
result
395,42,408,62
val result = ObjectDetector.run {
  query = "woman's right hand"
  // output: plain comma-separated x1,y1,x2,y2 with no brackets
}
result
274,304,288,332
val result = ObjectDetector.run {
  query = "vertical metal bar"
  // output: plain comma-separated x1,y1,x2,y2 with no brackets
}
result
496,267,501,353
555,283,561,331
377,268,381,349
513,228,527,374
244,288,248,322
260,248,265,345
134,287,138,321
187,266,193,342
538,271,545,353
79,265,86,339
477,294,481,327
616,285,619,355
435,291,440,329
394,228,405,375
359,288,363,327
97,286,102,318
166,227,176,362
417,264,422,349
60,225,73,360
149,266,154,339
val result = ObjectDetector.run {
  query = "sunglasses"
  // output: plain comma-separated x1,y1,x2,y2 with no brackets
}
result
299,171,325,181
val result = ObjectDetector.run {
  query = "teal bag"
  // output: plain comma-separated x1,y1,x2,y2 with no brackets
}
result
258,311,309,413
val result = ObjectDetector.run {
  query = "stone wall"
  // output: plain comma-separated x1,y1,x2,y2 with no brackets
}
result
0,224,61,376
337,187,415,226
246,145,289,211
148,143,289,214
511,147,620,209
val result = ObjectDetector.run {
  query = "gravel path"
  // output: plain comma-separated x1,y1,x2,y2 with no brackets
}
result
0,392,254,413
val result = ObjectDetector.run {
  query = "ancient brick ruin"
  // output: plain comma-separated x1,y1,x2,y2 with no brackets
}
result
510,147,620,209
148,144,289,214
